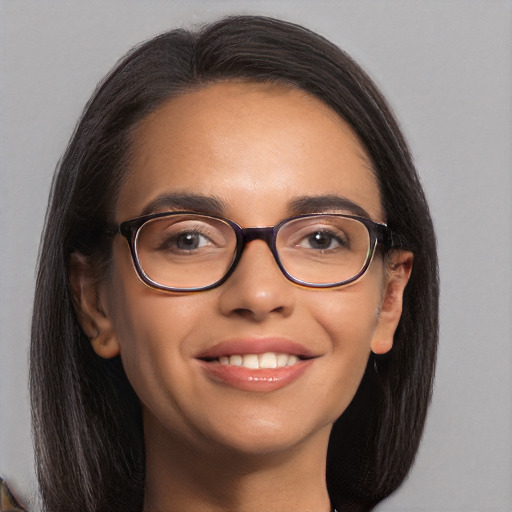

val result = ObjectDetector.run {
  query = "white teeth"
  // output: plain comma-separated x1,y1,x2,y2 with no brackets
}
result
259,352,277,368
230,354,243,366
243,354,259,369
276,353,289,368
216,352,300,369
287,355,299,366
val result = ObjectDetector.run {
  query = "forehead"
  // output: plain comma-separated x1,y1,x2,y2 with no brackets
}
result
118,81,382,223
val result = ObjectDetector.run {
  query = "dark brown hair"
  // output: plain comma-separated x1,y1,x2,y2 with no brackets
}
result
31,15,438,512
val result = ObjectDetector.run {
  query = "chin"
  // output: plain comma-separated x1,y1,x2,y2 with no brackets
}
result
190,406,336,461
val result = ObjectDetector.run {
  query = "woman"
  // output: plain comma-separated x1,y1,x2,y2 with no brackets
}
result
31,15,438,512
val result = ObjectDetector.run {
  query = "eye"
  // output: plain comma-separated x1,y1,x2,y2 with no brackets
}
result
138,215,235,259
298,229,346,251
172,231,211,250
157,228,217,253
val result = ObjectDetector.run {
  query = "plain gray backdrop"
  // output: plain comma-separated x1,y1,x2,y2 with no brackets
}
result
1,1,511,510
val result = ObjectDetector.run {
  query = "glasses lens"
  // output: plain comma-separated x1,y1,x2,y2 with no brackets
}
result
276,215,371,285
135,214,237,289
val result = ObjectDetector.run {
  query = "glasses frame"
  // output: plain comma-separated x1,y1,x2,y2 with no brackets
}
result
118,211,397,292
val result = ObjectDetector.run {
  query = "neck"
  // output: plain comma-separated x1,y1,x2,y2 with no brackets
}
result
143,414,333,512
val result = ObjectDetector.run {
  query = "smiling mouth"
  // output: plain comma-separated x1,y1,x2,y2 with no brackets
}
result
197,343,316,391
206,352,302,369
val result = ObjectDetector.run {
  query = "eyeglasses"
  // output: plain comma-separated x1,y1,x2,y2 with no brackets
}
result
118,211,397,292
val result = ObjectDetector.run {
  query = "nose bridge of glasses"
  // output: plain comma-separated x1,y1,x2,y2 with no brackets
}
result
240,226,276,252
234,226,285,280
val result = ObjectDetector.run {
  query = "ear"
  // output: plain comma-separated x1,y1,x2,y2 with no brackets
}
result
371,251,414,355
70,252,120,359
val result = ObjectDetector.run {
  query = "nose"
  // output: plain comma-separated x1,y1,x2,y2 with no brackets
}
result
217,239,296,322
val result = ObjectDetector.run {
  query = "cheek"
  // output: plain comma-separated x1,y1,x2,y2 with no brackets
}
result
311,278,382,351
303,273,384,414
107,282,220,435
104,245,203,402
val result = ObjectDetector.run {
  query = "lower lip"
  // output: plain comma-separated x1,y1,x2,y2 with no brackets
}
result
197,359,314,392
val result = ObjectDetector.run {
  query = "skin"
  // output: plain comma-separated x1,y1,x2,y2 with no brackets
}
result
72,82,412,512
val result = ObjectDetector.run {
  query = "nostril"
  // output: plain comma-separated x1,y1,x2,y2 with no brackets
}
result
232,304,287,322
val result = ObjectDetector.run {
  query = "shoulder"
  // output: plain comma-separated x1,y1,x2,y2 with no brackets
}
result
0,477,27,512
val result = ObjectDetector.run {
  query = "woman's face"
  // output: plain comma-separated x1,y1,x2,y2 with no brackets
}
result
97,82,394,457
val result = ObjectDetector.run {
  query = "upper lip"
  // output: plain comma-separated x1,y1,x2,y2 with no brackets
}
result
195,337,318,361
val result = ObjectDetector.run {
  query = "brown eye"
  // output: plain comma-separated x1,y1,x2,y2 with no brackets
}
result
302,230,344,250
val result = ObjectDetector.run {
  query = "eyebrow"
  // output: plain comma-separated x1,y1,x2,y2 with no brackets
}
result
288,195,371,218
140,192,371,220
140,193,226,217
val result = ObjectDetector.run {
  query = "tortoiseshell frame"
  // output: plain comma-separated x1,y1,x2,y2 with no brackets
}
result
118,211,397,293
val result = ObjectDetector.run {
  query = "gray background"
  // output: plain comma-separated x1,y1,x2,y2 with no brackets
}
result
1,1,511,510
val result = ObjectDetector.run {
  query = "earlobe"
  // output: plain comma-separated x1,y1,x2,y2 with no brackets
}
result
70,252,120,359
371,251,413,355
